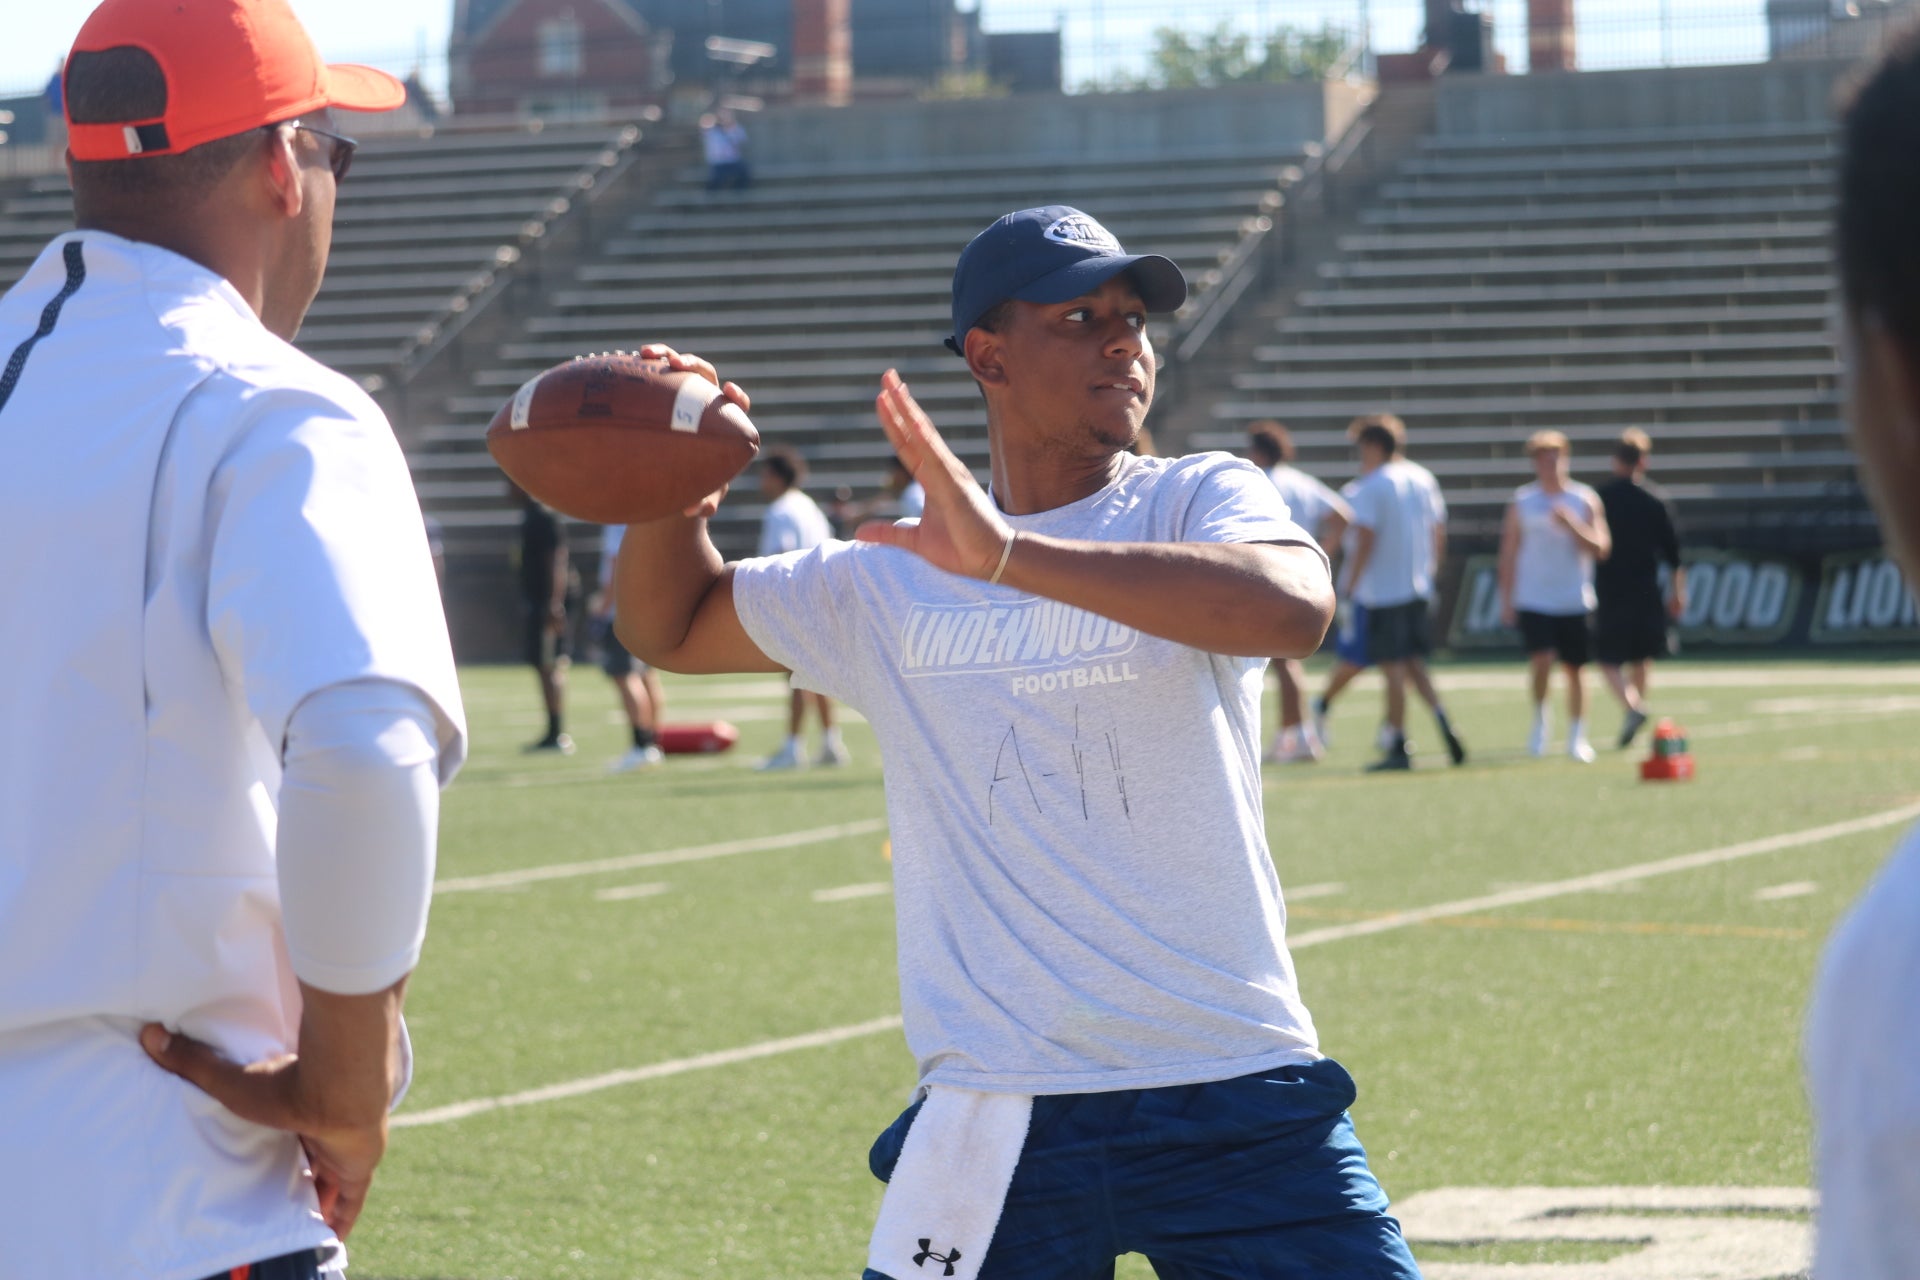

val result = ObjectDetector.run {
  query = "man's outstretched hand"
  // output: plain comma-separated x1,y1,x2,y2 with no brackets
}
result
139,979,409,1240
855,370,1013,580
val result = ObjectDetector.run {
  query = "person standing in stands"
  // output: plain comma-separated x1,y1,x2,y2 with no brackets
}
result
594,524,665,773
1246,420,1351,763
1343,414,1466,772
1498,430,1611,763
756,446,850,769
701,108,750,192
1594,429,1686,748
518,485,576,754
1808,29,1920,1274
0,3,466,1277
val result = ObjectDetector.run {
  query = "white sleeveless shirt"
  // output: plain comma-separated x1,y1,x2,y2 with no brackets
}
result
1512,480,1600,615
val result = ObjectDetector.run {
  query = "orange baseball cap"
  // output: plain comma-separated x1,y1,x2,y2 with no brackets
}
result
65,0,406,161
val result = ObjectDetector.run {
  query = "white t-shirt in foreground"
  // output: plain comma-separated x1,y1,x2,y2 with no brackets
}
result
1806,824,1920,1279
1346,458,1446,608
1511,481,1601,615
0,233,466,1280
734,452,1328,1093
757,487,834,556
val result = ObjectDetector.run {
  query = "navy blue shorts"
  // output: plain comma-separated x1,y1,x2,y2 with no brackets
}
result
196,1248,325,1280
862,1058,1419,1280
1334,604,1373,669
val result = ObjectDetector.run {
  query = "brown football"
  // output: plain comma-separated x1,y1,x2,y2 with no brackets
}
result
486,352,760,524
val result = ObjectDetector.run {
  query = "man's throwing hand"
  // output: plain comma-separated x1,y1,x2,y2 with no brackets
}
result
856,370,1014,581
635,343,749,519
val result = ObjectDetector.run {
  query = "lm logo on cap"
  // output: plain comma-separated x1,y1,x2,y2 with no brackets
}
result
1045,213,1121,254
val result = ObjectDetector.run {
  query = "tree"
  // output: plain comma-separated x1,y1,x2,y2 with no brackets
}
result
1084,21,1351,93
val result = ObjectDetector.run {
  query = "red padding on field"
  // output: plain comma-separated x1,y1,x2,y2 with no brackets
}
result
657,721,739,754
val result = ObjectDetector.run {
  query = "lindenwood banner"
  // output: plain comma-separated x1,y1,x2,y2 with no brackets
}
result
1444,549,1920,650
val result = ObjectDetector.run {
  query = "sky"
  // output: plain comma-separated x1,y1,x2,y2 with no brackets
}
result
1,1,454,98
1,0,1765,101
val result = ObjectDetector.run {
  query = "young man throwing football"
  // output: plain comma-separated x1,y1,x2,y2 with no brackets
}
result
615,206,1420,1280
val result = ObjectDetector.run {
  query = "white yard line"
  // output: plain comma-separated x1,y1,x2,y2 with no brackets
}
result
812,881,892,903
595,882,672,902
1692,706,1920,740
397,802,1917,1130
392,1015,905,1129
1285,882,1348,901
1755,881,1820,902
436,818,887,894
1290,799,1920,949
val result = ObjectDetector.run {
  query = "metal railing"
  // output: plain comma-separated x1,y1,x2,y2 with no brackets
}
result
378,123,649,392
1169,107,1374,367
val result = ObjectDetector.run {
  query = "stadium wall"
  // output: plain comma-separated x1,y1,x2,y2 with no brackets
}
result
1432,58,1853,135
744,80,1374,166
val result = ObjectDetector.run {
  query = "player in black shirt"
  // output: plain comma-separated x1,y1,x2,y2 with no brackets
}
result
1593,429,1686,747
518,488,577,753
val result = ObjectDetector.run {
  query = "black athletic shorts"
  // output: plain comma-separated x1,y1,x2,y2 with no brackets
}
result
1365,599,1432,663
1595,598,1674,666
592,616,648,678
1517,609,1592,667
525,604,573,668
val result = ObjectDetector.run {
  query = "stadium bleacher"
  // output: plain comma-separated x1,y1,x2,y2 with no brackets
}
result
407,148,1307,559
0,119,647,383
1193,119,1854,536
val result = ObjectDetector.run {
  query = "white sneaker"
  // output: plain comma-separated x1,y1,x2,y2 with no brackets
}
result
1567,737,1596,764
1527,720,1549,758
758,740,806,771
609,744,664,774
814,739,852,767
1273,728,1323,764
1312,704,1332,748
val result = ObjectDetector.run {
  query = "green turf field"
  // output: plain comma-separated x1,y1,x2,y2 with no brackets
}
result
350,658,1920,1279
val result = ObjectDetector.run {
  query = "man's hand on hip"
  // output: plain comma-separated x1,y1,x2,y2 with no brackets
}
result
139,977,410,1240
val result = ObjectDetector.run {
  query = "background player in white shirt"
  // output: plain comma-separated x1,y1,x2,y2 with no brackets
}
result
612,206,1419,1279
1805,30,1920,1276
1497,430,1612,762
0,4,465,1279
1342,414,1467,772
1246,420,1351,763
756,445,850,768
836,454,927,527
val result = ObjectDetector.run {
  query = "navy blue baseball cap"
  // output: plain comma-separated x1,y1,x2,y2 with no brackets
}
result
944,206,1188,356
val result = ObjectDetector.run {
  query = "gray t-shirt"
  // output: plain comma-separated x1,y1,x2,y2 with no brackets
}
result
733,452,1328,1094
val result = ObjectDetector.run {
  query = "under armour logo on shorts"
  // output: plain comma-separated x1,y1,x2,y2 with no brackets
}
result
913,1238,963,1276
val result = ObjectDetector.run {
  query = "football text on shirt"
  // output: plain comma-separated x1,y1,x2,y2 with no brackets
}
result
898,599,1139,693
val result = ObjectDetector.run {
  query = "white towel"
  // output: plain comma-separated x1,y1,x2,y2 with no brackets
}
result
866,1086,1034,1280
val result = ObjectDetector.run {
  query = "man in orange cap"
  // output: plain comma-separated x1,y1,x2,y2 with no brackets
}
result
0,5,466,1279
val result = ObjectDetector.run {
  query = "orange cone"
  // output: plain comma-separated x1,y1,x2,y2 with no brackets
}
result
1640,718,1695,781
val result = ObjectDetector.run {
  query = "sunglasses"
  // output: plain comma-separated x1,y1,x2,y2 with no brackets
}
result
267,119,358,182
